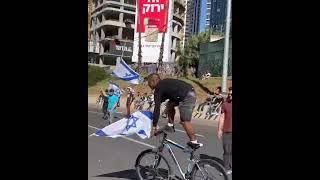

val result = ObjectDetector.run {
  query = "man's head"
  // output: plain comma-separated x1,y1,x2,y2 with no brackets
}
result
126,86,134,94
215,86,222,95
109,89,114,96
147,73,161,90
227,87,232,102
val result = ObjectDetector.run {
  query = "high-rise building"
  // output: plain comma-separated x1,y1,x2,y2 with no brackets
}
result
205,0,227,32
89,0,136,65
184,0,201,46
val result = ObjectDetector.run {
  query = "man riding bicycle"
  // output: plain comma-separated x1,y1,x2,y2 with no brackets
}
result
147,73,202,148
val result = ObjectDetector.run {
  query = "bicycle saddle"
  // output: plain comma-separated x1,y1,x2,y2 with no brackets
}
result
187,142,203,150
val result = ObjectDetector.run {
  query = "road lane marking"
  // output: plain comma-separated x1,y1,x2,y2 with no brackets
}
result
88,125,99,130
88,125,156,148
175,129,205,138
88,111,205,138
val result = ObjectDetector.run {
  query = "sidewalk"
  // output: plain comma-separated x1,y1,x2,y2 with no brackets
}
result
88,95,219,127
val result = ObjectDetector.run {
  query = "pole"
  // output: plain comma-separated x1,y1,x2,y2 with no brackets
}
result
137,0,142,73
222,0,231,93
157,0,169,74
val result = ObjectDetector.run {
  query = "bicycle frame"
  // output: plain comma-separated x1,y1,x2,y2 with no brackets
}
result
156,134,199,180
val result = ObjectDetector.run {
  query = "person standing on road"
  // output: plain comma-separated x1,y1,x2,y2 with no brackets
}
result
148,73,203,148
101,89,119,124
217,87,232,175
126,86,135,118
99,88,109,119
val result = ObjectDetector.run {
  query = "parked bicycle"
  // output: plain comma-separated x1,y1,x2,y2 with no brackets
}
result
135,127,228,180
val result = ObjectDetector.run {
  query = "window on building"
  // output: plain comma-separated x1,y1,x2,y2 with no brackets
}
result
206,14,210,19
207,4,210,8
217,8,220,12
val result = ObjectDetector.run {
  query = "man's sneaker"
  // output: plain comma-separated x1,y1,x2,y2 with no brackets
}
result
187,141,203,150
219,170,232,176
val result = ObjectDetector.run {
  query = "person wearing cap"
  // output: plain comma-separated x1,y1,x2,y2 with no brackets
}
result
100,88,119,124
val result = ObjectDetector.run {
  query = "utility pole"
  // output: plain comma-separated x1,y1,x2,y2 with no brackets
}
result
222,0,231,93
137,0,142,73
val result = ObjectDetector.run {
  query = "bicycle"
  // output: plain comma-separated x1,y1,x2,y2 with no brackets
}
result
204,100,223,121
135,127,228,180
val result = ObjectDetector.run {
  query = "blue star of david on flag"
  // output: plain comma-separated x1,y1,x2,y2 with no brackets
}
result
94,111,153,139
124,73,132,77
125,115,139,131
111,58,140,84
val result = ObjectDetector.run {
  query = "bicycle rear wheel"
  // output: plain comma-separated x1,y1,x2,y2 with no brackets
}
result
135,149,172,180
191,159,228,180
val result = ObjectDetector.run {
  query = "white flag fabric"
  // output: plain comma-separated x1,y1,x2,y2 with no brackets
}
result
95,111,153,139
108,81,124,96
112,58,140,84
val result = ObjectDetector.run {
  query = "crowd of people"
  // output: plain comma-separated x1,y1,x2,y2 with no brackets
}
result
96,74,232,174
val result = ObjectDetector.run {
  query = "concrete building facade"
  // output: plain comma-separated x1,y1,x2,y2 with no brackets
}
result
89,0,136,65
88,0,185,65
171,0,186,62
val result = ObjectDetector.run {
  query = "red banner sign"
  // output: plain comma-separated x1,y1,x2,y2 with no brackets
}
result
137,0,169,33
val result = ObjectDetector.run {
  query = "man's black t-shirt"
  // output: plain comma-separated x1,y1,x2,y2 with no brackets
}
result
153,79,194,126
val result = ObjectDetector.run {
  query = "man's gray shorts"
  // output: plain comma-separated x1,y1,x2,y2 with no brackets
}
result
179,90,196,122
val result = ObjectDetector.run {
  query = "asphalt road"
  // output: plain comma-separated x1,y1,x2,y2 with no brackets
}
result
88,106,231,180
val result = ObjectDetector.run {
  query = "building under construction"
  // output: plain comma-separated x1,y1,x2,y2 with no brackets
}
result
88,0,186,65
88,0,136,65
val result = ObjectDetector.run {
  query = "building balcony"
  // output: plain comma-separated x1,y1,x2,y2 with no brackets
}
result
92,5,135,18
173,13,184,25
88,41,100,53
91,20,134,31
174,0,186,9
99,37,134,43
171,31,183,40
93,0,135,13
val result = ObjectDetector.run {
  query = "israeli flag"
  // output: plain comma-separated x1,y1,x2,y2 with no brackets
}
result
108,81,124,96
112,58,140,84
95,111,153,139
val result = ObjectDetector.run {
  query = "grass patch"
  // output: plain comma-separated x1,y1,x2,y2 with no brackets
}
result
88,65,110,87
88,75,232,102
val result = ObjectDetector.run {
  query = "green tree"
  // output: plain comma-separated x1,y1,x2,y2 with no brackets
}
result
177,29,222,77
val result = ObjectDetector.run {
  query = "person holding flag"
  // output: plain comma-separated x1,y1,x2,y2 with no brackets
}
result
100,88,119,124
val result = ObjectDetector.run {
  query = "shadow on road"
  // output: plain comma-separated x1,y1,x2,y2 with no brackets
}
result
95,169,138,180
200,154,225,166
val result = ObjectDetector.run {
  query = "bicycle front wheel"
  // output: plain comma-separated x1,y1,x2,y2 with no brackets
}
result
191,159,228,180
135,149,172,180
